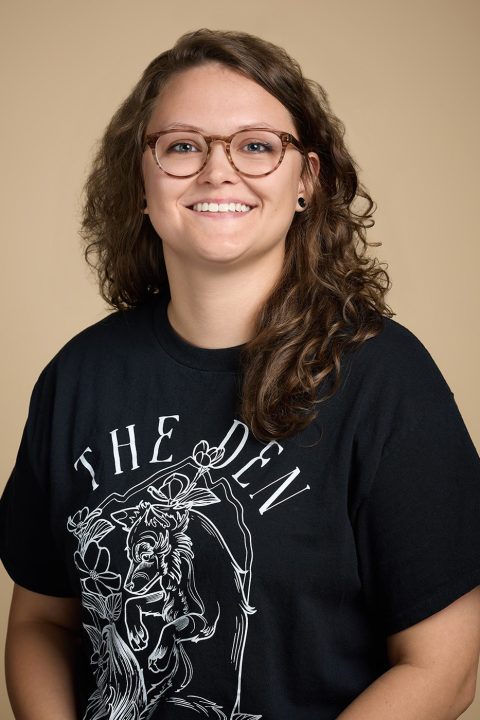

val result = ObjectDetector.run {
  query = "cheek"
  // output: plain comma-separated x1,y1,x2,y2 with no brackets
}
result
268,181,299,216
143,178,178,225
142,154,153,191
266,167,301,209
142,156,170,205
143,165,164,203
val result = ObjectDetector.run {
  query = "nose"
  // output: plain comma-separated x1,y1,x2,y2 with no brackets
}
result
197,140,239,184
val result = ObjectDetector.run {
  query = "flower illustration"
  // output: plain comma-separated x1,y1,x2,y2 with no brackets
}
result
75,542,121,595
67,507,101,538
193,440,225,469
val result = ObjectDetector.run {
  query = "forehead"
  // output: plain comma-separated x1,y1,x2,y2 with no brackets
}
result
147,62,296,135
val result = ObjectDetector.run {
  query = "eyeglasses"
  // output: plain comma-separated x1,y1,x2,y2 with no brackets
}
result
143,128,305,178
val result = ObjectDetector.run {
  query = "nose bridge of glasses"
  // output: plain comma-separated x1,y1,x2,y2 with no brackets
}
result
203,135,236,169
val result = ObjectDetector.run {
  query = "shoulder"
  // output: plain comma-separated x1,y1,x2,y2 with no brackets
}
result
356,315,441,367
31,299,157,396
66,299,156,357
60,301,155,358
339,315,463,452
348,315,454,398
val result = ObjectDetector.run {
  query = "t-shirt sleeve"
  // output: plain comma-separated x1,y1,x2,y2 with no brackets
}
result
0,365,76,597
353,341,480,636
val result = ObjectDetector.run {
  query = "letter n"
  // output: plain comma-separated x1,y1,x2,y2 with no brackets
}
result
249,467,310,515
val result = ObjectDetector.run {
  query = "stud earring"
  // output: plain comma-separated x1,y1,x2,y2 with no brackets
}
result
298,196,306,208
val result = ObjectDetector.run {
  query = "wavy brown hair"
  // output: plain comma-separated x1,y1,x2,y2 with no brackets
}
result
81,28,394,442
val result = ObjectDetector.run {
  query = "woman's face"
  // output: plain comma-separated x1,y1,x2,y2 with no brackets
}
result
142,62,319,273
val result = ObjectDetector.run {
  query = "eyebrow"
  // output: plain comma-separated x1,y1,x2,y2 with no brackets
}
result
162,121,277,132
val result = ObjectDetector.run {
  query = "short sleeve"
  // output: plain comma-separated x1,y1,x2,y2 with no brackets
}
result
354,362,480,635
0,366,75,597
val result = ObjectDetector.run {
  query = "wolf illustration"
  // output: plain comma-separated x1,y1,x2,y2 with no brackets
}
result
111,474,258,718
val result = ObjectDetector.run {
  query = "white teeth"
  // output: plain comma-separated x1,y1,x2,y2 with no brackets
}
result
192,202,252,213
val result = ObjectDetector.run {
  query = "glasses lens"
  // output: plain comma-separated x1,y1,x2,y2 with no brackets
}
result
231,130,283,175
153,130,284,176
155,131,207,176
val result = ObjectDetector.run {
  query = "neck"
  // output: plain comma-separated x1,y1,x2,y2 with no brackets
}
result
164,252,285,349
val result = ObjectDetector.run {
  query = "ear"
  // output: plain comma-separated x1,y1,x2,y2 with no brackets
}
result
111,504,145,531
142,196,149,215
297,151,320,206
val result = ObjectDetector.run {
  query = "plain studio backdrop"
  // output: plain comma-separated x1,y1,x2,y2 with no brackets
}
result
0,0,479,717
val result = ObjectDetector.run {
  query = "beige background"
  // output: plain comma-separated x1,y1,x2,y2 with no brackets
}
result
1,0,479,716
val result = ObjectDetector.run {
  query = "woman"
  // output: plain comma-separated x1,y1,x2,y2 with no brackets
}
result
1,28,480,720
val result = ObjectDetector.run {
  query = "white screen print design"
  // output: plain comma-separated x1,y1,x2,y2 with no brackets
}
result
68,439,265,720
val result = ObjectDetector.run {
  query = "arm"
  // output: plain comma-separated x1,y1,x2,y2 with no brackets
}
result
5,583,82,720
337,586,480,720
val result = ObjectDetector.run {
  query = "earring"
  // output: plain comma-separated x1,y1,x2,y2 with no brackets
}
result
298,196,306,208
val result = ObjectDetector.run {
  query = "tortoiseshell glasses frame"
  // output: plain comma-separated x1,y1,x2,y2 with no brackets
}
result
143,128,306,178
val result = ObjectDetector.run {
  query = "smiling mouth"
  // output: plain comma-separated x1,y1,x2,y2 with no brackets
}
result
188,202,254,214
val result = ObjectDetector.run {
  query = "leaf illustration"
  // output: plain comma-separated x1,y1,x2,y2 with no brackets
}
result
84,687,110,720
209,446,225,465
185,488,220,507
82,592,109,620
84,624,103,655
105,593,122,622
147,487,170,503
86,519,115,546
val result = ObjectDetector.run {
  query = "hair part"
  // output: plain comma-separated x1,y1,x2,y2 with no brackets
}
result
81,28,393,442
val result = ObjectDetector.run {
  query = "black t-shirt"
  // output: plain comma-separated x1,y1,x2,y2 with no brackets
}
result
1,290,480,720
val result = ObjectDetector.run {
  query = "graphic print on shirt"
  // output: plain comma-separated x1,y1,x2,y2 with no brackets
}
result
67,439,262,720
